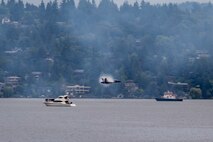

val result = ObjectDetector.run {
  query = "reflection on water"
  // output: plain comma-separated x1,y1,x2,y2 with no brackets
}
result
0,99,213,142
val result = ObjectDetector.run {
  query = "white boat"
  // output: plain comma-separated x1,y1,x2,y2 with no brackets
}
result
44,95,76,107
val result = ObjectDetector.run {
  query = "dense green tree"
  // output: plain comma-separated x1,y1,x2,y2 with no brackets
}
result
189,87,202,99
38,0,45,22
98,0,118,18
2,85,14,98
60,0,75,21
1,0,5,6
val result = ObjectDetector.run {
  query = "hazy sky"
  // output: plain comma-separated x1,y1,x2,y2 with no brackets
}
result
23,0,213,6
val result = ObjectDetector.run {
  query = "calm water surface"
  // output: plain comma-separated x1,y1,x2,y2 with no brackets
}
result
0,99,213,142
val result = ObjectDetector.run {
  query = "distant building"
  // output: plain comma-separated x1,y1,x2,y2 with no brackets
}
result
4,48,22,54
4,76,21,88
135,39,141,46
1,17,19,27
65,85,90,97
188,50,210,63
188,57,196,63
31,72,42,80
195,50,210,59
1,17,10,24
56,22,66,26
124,80,139,93
74,69,84,74
45,58,54,63
168,81,189,92
168,81,188,86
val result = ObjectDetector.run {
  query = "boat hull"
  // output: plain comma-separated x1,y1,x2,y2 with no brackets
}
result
155,98,183,101
44,102,76,107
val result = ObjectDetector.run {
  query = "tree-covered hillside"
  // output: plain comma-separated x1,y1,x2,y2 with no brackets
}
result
0,0,213,98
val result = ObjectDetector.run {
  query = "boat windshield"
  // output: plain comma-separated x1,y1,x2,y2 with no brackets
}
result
54,100,63,102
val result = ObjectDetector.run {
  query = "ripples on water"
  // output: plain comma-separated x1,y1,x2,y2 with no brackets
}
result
0,99,213,142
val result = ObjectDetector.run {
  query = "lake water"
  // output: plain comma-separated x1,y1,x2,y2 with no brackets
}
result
0,99,213,142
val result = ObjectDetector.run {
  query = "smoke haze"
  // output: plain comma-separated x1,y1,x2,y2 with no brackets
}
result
1,0,213,98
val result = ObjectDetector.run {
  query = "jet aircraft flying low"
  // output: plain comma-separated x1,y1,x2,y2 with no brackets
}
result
100,77,121,84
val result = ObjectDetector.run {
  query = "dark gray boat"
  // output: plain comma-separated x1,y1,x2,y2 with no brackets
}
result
155,98,183,101
155,91,183,101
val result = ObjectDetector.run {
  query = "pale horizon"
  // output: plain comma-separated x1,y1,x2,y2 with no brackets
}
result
22,0,213,6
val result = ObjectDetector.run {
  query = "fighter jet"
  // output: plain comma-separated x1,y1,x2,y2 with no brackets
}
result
100,77,121,84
